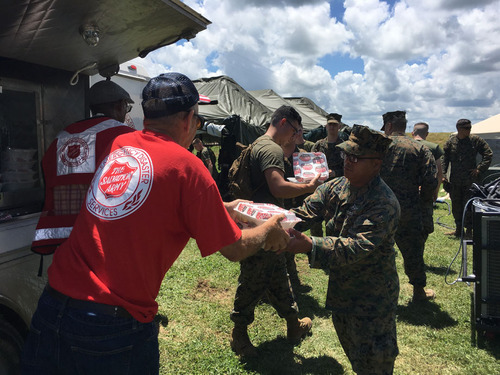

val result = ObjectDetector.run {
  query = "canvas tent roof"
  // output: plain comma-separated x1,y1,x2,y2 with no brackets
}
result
249,90,322,131
472,114,500,138
472,114,500,166
285,97,328,126
193,75,272,145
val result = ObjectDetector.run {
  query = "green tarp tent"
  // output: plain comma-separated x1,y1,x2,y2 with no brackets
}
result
193,75,272,145
249,89,323,131
285,97,328,126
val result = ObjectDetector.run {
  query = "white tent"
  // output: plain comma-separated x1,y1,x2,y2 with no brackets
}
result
472,114,500,166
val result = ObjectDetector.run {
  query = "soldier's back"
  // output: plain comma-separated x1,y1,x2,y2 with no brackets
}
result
380,135,426,207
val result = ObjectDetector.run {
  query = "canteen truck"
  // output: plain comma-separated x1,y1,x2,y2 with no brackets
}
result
0,1,209,373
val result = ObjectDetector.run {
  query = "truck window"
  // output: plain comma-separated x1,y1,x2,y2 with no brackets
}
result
0,83,44,221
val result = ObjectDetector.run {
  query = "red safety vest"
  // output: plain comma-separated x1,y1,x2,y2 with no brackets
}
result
32,117,134,255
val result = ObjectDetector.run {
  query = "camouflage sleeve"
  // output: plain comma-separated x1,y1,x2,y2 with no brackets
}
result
419,146,438,203
310,198,399,268
442,138,452,175
200,148,211,164
291,182,331,231
311,140,320,152
435,144,445,160
475,136,493,173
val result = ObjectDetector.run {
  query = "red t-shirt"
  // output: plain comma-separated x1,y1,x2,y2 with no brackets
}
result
48,129,241,322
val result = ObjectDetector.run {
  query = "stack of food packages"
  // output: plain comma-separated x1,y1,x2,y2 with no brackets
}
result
292,152,329,183
0,148,38,192
235,202,301,229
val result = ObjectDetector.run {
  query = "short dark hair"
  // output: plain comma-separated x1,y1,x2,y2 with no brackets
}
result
456,119,472,128
413,122,429,137
271,105,302,126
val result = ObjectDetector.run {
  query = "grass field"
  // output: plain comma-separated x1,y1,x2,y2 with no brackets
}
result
155,197,500,374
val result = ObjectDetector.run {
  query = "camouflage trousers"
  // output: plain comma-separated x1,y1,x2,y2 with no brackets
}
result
395,219,427,287
332,313,398,375
230,249,299,326
449,182,473,232
284,252,299,285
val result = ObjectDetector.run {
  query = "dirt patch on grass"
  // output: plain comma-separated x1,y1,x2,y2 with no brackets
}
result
190,279,232,304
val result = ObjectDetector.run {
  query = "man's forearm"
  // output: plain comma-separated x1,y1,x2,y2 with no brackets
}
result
219,218,287,261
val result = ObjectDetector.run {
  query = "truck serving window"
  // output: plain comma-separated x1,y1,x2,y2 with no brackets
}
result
0,85,43,221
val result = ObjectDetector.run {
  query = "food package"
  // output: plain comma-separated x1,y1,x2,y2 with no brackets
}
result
235,202,301,229
291,152,329,183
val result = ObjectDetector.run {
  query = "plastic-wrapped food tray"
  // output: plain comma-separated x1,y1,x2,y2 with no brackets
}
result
235,202,301,229
292,152,329,183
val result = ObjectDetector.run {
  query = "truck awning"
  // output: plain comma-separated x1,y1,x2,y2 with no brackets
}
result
0,0,210,75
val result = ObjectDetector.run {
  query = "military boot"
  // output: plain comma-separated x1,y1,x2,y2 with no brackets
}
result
230,324,257,357
286,317,312,344
412,287,436,302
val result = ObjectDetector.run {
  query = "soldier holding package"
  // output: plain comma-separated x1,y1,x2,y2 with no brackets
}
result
286,125,400,375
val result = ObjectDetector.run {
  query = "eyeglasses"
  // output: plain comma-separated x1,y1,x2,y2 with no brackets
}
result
340,151,381,163
126,103,133,113
285,119,303,136
194,113,205,130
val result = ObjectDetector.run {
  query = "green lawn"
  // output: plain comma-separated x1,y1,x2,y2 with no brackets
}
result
155,197,500,374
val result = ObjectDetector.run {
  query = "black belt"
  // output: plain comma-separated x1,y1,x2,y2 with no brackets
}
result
45,284,133,319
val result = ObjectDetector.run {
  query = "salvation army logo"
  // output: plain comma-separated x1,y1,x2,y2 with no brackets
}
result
99,160,138,198
60,137,89,167
86,146,153,220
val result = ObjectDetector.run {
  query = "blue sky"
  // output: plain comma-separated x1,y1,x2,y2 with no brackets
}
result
131,0,500,132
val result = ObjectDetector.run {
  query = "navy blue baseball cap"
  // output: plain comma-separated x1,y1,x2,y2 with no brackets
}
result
142,73,199,119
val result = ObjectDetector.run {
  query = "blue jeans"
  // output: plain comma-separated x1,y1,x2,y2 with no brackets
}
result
21,289,159,375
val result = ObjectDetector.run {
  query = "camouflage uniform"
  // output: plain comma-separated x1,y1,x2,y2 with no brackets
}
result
311,136,347,180
301,140,315,152
283,147,307,286
196,146,219,181
292,174,400,374
442,134,493,232
230,135,299,326
416,139,444,238
310,135,348,237
380,133,437,288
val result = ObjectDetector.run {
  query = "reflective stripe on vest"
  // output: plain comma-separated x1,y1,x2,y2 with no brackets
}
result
33,226,73,242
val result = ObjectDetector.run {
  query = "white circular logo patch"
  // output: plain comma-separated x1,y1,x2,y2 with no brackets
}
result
60,137,89,167
86,146,153,220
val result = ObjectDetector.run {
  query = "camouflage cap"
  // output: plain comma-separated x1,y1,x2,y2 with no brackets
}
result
327,113,342,124
381,110,406,131
336,124,392,157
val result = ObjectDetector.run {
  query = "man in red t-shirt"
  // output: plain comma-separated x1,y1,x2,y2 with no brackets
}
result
21,73,290,375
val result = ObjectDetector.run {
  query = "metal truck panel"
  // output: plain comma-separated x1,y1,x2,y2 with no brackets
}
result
0,0,210,75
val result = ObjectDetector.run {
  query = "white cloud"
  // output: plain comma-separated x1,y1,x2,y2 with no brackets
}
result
131,0,500,132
